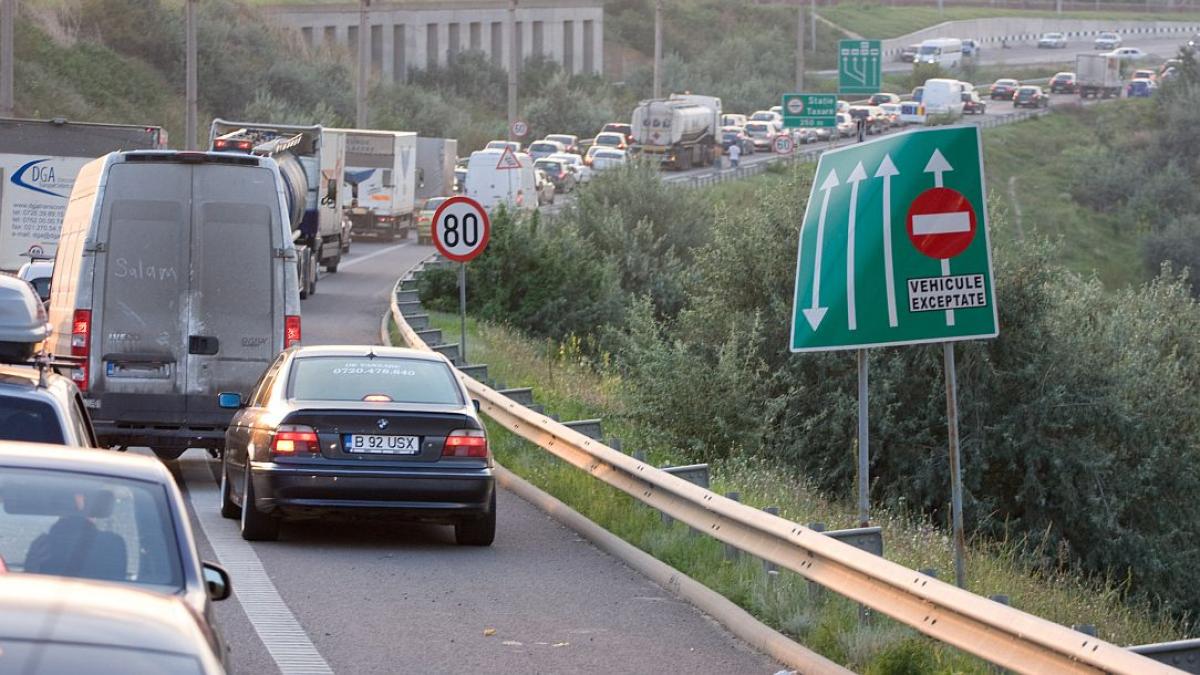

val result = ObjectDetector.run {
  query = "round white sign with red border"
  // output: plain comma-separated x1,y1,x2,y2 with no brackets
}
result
773,134,794,155
510,120,528,138
432,196,491,263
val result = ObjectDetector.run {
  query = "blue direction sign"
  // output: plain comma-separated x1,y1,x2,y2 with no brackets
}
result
783,93,838,129
789,125,998,352
838,40,882,95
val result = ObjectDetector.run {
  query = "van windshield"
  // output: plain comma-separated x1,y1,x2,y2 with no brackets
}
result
920,46,941,55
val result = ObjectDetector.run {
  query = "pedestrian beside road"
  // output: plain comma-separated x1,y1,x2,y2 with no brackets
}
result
728,142,741,169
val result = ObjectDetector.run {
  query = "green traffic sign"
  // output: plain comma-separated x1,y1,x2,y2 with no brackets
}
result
782,93,838,128
789,126,998,352
838,40,882,95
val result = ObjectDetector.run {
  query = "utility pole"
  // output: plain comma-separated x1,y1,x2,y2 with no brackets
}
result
0,0,13,118
507,0,517,140
185,0,197,150
652,0,663,98
810,0,816,54
795,0,805,91
356,0,369,128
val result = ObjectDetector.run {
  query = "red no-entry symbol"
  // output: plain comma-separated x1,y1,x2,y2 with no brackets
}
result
906,187,977,259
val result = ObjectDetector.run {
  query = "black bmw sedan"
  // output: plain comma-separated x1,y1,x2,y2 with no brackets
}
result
217,346,495,545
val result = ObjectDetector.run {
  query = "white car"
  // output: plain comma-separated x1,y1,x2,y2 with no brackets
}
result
721,113,748,128
526,139,564,161
1094,32,1122,50
1109,47,1146,61
1038,32,1067,49
590,148,627,171
547,152,593,183
749,110,784,132
16,258,53,304
485,140,521,152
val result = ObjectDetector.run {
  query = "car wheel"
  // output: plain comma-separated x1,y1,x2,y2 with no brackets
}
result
220,457,239,520
240,470,279,541
455,490,496,546
326,251,340,274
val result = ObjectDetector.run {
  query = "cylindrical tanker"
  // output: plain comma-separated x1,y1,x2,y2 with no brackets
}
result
273,151,309,232
629,94,721,170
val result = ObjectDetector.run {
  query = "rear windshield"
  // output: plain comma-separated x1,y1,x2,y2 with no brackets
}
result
0,467,183,592
422,198,447,212
288,356,463,405
0,396,64,444
530,143,554,152
745,123,768,132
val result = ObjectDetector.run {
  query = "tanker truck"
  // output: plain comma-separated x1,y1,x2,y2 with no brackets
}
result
209,120,346,299
630,94,722,170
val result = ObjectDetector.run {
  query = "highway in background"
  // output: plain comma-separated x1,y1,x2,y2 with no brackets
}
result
168,240,783,675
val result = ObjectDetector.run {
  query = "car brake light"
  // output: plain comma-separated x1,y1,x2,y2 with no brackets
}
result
271,425,319,456
71,309,90,391
285,315,301,348
213,138,253,152
442,429,488,458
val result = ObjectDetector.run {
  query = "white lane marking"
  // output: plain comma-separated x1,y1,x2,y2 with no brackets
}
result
340,241,412,270
180,454,334,675
913,211,971,236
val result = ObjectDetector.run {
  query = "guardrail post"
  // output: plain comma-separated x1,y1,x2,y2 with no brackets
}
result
1073,624,1097,637
807,522,825,603
762,507,779,574
724,492,742,561
633,449,646,462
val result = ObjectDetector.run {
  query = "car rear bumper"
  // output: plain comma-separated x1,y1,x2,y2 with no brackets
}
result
250,462,495,520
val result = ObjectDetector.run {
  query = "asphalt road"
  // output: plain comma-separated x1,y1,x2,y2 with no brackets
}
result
170,239,783,674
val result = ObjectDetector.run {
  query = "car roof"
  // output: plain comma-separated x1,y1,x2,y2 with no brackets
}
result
287,344,451,364
0,440,172,482
0,575,208,656
0,363,76,397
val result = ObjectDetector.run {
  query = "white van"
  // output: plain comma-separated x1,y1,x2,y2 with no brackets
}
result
916,38,964,69
921,78,966,117
464,149,538,212
47,151,302,458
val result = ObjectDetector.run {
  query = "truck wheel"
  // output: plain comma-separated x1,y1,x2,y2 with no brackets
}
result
326,245,340,274
382,230,395,242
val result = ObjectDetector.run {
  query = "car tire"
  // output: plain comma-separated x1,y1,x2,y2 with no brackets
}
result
240,470,279,541
152,447,186,461
455,491,496,546
220,458,239,520
326,252,340,274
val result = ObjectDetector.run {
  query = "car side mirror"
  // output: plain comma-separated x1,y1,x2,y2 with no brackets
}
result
218,392,243,409
202,561,232,601
473,400,481,413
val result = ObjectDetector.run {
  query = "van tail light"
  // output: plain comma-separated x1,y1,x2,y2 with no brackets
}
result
271,425,319,456
285,315,301,348
70,309,91,391
442,429,488,458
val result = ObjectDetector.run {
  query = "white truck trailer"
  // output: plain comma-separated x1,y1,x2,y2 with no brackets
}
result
1077,53,1123,99
631,94,722,170
416,137,459,202
328,129,418,242
0,117,168,271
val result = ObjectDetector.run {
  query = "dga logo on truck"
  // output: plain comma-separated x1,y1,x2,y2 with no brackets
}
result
12,159,72,198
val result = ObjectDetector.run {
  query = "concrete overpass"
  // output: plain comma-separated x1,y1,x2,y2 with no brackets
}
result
262,0,605,82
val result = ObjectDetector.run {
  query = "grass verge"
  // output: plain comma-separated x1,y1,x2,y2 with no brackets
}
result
389,310,1185,671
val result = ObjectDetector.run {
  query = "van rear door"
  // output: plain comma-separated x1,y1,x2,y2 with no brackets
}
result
94,163,191,422
186,163,281,427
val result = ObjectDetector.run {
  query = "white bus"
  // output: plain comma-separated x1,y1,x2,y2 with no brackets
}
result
915,38,964,69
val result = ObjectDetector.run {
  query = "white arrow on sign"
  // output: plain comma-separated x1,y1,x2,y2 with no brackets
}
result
875,154,900,328
803,169,840,331
845,162,867,331
924,149,956,326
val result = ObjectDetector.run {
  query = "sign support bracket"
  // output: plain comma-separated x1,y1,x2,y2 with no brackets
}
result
944,341,966,588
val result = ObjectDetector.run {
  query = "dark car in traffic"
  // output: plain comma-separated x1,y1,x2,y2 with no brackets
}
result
533,158,577,193
720,126,755,154
961,90,987,115
1013,85,1050,108
219,346,496,545
1049,72,1077,94
0,575,226,674
989,78,1020,100
0,441,232,664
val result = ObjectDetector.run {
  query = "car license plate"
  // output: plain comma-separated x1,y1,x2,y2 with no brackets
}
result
344,434,420,455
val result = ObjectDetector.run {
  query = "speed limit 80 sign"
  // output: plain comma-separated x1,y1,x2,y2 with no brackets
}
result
431,196,491,262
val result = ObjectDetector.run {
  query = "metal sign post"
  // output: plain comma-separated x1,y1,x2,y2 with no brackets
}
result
944,342,966,588
857,348,869,526
459,262,468,363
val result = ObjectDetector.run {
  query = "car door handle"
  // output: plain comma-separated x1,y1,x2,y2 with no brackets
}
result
188,335,219,355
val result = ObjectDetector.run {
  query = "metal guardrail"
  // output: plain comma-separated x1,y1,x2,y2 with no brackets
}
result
388,275,1179,675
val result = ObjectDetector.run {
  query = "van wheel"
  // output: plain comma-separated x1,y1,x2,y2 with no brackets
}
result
326,254,340,274
240,471,279,541
220,458,239,520
455,491,496,546
153,448,185,461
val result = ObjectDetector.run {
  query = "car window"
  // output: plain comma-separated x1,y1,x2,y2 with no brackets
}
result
423,198,447,213
0,395,65,444
0,468,183,592
288,356,464,405
249,354,286,407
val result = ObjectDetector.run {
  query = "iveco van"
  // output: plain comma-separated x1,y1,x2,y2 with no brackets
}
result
47,151,302,459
